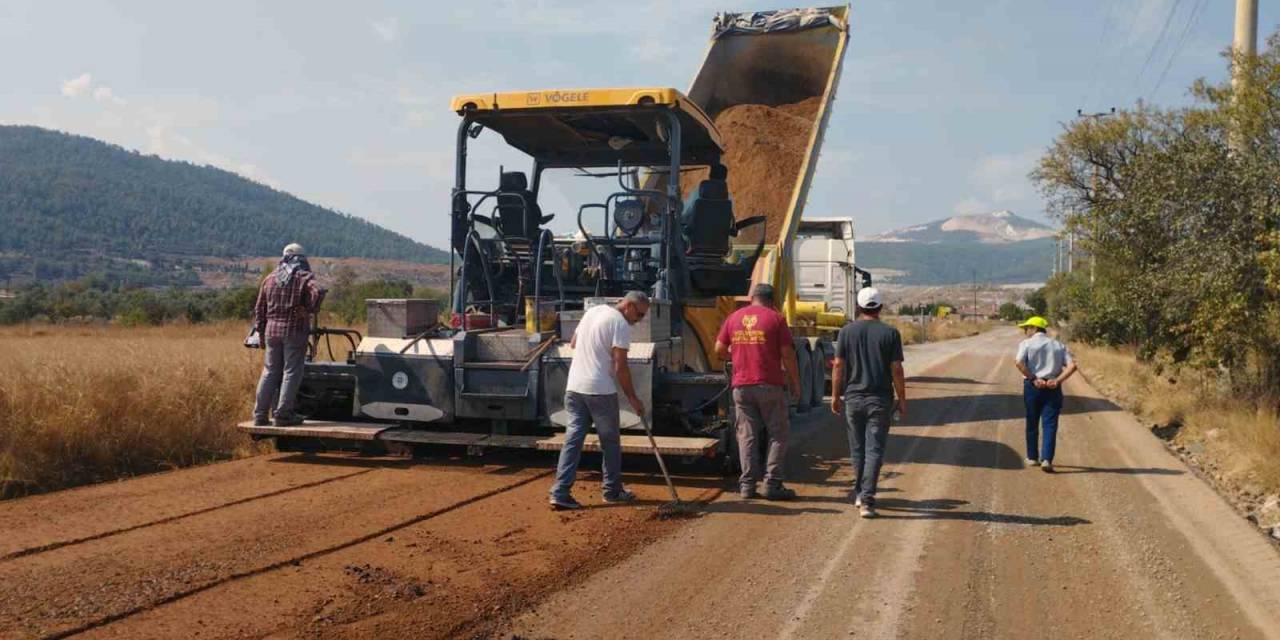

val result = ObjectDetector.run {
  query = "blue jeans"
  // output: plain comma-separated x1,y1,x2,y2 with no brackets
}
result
1023,380,1063,462
550,391,624,500
844,393,893,506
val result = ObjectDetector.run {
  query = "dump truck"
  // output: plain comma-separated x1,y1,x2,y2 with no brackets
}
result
239,6,862,464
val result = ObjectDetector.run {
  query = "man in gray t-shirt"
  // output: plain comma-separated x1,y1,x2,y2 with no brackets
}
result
830,287,905,518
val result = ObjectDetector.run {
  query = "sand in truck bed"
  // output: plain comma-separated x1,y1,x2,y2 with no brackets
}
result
681,96,823,246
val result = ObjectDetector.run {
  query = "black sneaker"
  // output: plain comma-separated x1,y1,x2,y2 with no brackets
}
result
273,413,303,427
603,489,636,504
764,485,797,501
253,417,270,427
549,495,583,510
740,485,760,499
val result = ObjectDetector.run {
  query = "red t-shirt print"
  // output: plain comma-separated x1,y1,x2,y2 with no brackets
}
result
716,304,794,388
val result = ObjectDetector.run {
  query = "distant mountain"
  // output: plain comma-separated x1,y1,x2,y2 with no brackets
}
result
0,126,447,282
869,210,1055,244
855,210,1057,286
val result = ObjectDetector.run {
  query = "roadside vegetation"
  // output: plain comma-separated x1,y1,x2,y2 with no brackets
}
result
1033,34,1280,530
0,323,263,499
0,273,445,499
887,316,997,345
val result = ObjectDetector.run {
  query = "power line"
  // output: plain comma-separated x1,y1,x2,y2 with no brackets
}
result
1134,0,1186,90
1148,0,1208,100
1081,1,1119,108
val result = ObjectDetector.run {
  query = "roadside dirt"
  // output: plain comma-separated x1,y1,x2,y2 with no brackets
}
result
0,448,717,639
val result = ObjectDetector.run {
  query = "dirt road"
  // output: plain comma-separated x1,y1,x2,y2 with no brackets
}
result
3,329,1278,639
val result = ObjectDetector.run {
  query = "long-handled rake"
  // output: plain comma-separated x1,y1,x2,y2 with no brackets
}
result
637,414,700,518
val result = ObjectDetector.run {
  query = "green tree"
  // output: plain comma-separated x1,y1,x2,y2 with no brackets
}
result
997,302,1024,322
1033,32,1280,392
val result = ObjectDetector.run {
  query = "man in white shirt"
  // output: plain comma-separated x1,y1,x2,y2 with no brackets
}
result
1014,316,1078,472
549,291,650,510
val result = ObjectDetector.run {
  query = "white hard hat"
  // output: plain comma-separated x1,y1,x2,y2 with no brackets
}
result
283,243,305,257
857,287,883,309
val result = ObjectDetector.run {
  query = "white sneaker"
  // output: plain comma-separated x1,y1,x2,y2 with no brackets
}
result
853,496,863,507
858,504,876,518
1025,458,1038,467
1040,460,1055,473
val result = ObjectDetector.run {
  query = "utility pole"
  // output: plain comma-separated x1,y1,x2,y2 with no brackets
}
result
1234,0,1259,94
1067,231,1074,273
972,269,978,324
1231,0,1259,151
1076,108,1115,285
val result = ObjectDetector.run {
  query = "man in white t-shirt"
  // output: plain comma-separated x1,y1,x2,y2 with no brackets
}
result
549,291,650,510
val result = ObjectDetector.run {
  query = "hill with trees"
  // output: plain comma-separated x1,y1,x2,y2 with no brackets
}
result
0,126,447,284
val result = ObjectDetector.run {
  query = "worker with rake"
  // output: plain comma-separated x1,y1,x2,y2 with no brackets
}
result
549,291,650,510
715,283,803,501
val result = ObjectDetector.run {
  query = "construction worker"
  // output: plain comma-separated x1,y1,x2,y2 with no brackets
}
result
714,283,802,500
831,287,905,518
252,243,326,427
549,291,650,510
1014,316,1078,472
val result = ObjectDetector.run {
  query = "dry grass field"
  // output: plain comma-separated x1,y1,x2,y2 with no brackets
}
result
0,322,267,499
888,317,998,345
1073,343,1280,517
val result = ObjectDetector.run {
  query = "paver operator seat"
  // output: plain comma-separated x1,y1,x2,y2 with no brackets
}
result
496,171,553,242
681,164,735,257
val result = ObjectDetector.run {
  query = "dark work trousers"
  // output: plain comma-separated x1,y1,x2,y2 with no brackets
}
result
1023,380,1064,462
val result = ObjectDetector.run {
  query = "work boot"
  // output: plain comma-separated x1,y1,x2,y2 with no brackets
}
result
273,413,303,427
763,484,797,501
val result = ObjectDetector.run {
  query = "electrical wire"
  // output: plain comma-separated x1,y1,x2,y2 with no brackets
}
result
1134,0,1186,90
1081,1,1119,109
1148,0,1208,100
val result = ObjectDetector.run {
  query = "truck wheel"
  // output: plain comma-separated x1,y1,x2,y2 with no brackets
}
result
810,346,827,407
795,341,813,414
720,428,741,477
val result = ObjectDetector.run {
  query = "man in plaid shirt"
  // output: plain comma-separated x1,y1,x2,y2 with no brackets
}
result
253,243,327,426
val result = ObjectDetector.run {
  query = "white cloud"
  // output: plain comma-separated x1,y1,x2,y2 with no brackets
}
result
971,149,1039,201
629,40,670,64
952,197,990,216
349,149,453,178
950,149,1042,217
61,73,92,97
92,86,124,106
369,17,399,43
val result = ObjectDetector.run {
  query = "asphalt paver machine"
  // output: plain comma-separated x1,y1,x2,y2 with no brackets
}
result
238,7,855,465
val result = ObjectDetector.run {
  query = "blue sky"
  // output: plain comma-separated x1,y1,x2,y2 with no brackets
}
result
2,1,1274,248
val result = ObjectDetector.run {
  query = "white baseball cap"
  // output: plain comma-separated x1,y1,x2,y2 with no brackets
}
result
857,287,883,309
282,243,305,257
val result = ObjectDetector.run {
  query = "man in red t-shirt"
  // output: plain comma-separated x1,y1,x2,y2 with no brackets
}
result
714,284,802,500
